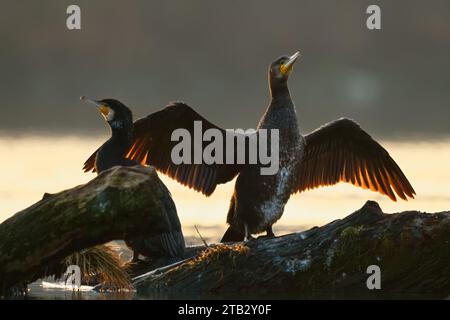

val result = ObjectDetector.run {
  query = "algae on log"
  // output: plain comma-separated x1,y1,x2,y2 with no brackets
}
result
134,201,450,298
0,166,175,294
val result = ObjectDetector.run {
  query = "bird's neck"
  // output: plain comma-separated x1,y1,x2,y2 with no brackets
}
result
269,80,291,103
109,122,133,150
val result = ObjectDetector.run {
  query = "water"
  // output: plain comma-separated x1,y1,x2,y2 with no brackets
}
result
24,282,445,300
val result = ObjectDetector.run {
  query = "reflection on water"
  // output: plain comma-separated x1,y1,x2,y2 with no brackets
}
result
26,281,135,300
24,281,444,300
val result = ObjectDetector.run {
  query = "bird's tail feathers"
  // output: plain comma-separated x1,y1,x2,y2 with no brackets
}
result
220,226,245,243
159,231,185,258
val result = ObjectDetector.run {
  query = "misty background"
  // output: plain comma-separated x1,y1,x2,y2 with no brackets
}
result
1,0,449,139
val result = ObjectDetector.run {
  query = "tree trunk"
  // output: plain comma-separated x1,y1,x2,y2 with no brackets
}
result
0,166,175,295
133,201,450,299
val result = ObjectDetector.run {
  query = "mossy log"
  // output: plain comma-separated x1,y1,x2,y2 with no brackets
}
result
0,166,175,295
134,201,450,298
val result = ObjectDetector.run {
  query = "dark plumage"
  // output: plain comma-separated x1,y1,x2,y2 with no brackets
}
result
81,97,185,261
82,52,415,243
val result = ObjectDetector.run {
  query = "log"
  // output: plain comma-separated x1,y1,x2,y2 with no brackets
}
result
1,164,449,299
0,166,177,295
134,201,450,298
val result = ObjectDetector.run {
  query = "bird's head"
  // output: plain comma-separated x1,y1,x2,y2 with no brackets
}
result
269,51,301,86
80,96,132,129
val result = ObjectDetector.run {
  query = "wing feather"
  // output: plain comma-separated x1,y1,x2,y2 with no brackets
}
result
296,118,415,201
83,103,244,195
82,147,100,173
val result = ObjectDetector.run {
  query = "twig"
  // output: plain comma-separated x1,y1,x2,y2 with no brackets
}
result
194,225,208,247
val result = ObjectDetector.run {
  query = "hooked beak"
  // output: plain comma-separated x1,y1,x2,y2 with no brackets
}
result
280,51,301,74
80,96,110,117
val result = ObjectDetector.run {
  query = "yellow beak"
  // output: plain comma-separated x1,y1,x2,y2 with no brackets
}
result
80,96,110,116
280,51,301,74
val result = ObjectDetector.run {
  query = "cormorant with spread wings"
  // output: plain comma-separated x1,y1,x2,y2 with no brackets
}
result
83,52,415,242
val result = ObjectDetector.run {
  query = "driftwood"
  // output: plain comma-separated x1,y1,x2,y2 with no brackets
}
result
0,166,177,295
134,201,450,299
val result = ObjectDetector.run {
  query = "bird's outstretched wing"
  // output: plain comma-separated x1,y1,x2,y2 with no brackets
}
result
84,102,245,195
295,118,415,201
83,147,99,173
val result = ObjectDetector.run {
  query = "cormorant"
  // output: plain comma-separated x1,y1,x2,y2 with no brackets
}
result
82,52,415,243
81,96,185,260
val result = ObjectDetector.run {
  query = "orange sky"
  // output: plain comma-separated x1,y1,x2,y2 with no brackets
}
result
1,136,449,238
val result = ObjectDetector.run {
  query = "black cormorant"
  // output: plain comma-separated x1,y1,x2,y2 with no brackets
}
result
81,96,185,260
82,52,415,242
